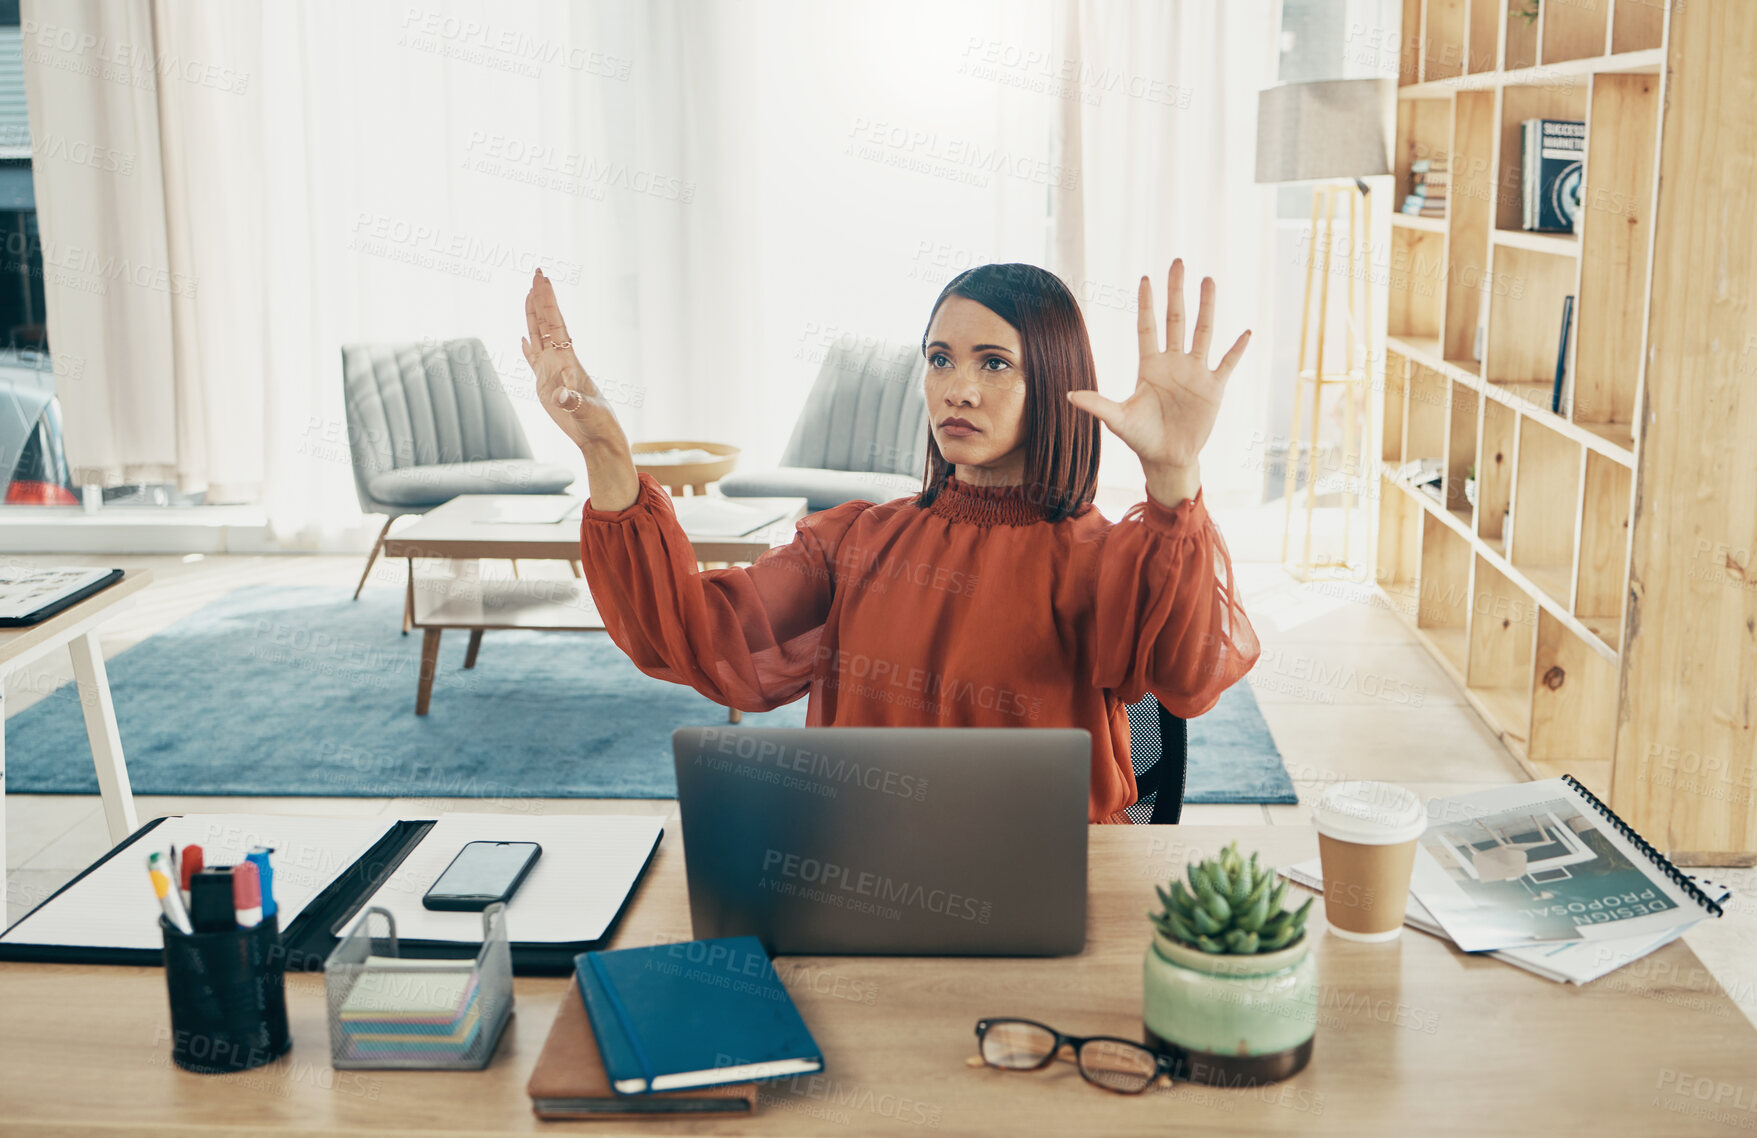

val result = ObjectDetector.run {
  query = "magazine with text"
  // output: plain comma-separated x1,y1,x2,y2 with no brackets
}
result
1278,858,1728,985
1406,778,1720,953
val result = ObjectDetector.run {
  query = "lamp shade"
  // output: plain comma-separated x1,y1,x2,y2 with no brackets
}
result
1254,78,1394,183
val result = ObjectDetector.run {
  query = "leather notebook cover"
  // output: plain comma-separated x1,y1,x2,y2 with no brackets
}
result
527,977,755,1118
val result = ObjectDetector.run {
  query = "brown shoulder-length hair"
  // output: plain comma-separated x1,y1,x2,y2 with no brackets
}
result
914,263,1101,521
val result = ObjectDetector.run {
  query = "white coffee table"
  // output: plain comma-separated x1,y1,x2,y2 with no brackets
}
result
0,568,150,881
382,494,809,717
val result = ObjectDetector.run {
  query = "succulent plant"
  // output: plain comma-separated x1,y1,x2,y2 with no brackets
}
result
1149,841,1313,955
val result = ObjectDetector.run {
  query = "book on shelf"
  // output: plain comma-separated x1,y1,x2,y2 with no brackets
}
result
1278,777,1734,985
1552,295,1575,414
1406,156,1451,219
1394,458,1443,498
1521,118,1585,232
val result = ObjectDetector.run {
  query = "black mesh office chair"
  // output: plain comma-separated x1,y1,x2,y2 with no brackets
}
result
1124,695,1188,824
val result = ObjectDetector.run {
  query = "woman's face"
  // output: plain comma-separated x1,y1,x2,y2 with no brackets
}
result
923,295,1027,483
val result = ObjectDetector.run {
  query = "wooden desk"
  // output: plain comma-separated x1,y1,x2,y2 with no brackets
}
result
2,825,1754,1135
0,567,151,881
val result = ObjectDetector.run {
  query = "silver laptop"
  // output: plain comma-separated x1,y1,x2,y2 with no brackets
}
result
672,726,1089,956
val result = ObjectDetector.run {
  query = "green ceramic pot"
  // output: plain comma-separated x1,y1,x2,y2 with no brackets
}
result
1141,929,1316,1086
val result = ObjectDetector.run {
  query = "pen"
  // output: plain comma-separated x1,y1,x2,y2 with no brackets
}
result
232,860,262,928
146,852,193,934
245,846,276,920
179,844,204,908
189,867,236,934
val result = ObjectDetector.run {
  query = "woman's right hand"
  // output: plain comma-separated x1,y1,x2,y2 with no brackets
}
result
522,268,641,510
521,268,620,450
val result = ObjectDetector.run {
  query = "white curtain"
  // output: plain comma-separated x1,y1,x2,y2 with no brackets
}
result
23,0,1274,545
1051,0,1279,507
20,0,180,491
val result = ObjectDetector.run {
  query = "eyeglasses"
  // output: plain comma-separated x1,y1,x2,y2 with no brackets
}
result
973,1017,1175,1095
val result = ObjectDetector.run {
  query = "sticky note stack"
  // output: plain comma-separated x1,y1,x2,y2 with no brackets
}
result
338,957,484,1062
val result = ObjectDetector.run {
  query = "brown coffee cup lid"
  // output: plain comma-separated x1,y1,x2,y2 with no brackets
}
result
1313,781,1426,844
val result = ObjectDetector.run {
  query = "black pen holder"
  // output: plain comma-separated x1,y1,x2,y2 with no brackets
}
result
159,914,292,1073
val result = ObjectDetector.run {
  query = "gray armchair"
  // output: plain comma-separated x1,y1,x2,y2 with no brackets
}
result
719,337,929,510
341,338,576,603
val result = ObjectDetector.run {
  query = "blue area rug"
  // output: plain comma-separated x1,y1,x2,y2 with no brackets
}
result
1183,684,1296,805
4,585,1292,805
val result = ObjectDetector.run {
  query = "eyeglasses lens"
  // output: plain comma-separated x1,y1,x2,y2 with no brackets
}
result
980,1021,1058,1069
1077,1039,1159,1094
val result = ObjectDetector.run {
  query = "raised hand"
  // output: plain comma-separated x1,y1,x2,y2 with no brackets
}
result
522,268,624,451
1066,260,1251,506
521,268,639,509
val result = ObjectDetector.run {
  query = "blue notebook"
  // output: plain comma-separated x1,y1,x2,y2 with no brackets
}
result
575,936,824,1095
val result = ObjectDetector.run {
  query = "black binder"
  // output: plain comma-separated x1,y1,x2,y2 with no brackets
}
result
0,816,664,975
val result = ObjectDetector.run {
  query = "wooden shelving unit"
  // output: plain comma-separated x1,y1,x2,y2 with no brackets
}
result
1377,2,1757,860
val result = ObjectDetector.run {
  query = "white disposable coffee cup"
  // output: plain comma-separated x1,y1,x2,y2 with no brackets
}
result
1312,781,1427,943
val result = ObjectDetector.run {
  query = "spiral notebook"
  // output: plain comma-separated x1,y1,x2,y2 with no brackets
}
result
1407,775,1725,954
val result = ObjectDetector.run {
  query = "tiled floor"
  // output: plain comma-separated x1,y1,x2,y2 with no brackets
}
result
5,523,1756,1032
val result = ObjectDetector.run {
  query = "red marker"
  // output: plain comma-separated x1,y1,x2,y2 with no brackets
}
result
232,859,262,928
178,844,204,907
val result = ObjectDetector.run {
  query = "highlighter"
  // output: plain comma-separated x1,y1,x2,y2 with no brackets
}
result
232,860,263,928
146,852,194,934
178,843,205,908
245,846,276,920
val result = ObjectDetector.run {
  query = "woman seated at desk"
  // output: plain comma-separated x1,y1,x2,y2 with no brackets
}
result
520,260,1259,823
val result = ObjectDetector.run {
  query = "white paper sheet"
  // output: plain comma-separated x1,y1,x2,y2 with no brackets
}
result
348,814,666,944
0,814,398,950
480,499,577,525
670,498,788,538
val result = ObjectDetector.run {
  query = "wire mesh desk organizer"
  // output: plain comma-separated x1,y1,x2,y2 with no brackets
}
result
323,903,513,1069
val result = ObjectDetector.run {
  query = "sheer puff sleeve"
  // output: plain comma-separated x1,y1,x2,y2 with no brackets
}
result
1084,489,1260,718
578,473,872,712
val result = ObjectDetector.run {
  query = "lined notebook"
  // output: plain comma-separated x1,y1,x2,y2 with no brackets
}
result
577,936,823,1095
527,977,757,1119
0,814,396,952
0,813,665,974
346,814,665,944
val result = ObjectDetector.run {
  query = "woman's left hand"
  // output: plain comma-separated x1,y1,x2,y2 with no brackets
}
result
1067,260,1250,504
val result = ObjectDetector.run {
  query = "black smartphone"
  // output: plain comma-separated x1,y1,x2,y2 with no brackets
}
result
421,841,543,911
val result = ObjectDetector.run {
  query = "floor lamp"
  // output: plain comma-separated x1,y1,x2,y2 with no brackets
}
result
1254,78,1394,578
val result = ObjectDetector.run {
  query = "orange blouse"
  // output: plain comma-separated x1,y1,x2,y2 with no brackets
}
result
578,472,1260,823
